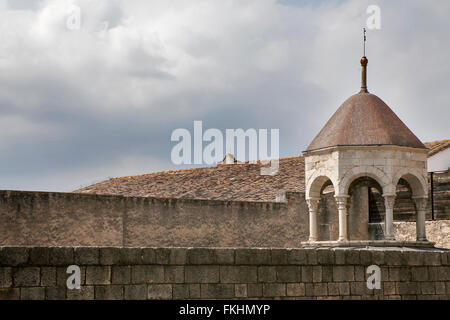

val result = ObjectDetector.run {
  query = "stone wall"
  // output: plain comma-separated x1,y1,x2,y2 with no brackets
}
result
0,190,309,248
393,220,450,249
0,190,448,248
0,246,449,300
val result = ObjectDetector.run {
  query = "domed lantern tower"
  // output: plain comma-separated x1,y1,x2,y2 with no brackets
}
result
303,38,431,246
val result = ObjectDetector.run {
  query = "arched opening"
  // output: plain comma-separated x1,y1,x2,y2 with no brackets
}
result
318,179,336,241
393,173,429,241
306,175,337,241
347,176,384,240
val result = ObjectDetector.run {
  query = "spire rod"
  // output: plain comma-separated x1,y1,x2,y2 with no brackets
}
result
360,28,368,93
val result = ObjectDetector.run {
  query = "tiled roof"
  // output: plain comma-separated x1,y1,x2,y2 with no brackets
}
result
306,93,426,151
75,140,447,201
423,139,450,157
75,157,305,202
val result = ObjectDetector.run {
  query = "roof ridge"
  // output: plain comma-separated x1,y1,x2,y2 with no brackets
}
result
109,155,304,181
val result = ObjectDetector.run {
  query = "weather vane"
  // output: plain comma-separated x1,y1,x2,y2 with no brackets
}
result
363,27,367,56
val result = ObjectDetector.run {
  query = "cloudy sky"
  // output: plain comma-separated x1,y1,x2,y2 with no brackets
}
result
0,0,449,192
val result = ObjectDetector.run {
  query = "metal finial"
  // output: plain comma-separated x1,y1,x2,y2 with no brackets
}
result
360,28,368,93
363,27,366,56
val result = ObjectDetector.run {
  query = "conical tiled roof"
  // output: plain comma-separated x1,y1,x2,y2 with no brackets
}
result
306,92,426,151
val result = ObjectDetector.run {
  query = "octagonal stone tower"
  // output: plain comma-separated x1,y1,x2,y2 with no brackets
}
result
303,55,430,246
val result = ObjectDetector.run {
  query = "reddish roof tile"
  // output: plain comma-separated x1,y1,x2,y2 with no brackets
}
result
75,140,446,201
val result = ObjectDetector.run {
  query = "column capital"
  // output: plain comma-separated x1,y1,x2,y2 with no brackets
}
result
306,198,320,212
383,194,396,210
412,197,428,211
334,195,349,209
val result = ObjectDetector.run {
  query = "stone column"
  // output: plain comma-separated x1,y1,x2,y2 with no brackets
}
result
383,194,396,240
413,196,428,241
335,195,349,241
306,198,320,242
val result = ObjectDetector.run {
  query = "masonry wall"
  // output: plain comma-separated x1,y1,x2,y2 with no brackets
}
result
0,246,449,300
0,190,310,248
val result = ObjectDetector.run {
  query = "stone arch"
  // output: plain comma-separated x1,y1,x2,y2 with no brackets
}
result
393,168,428,198
306,173,337,199
339,166,393,196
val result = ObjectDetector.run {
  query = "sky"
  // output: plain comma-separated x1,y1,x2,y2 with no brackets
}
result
0,0,449,192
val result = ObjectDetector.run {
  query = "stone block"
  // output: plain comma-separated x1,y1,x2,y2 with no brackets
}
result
397,282,419,295
317,249,334,265
423,252,441,266
0,247,29,266
435,282,446,294
220,266,257,283
313,283,328,296
371,250,385,265
100,247,141,265
111,266,131,284
185,266,219,283
258,266,276,283
384,250,403,266
200,284,234,299
141,248,156,264
95,285,124,300
305,283,314,296
322,266,333,282
0,268,12,288
40,267,56,287
420,282,435,295
404,251,424,266
327,283,339,296
172,284,189,299
46,287,66,300
349,282,366,295
333,266,355,282
301,266,313,282
164,266,184,283
305,249,317,265
74,247,99,265
333,249,346,265
288,249,307,265
20,287,45,300
67,286,94,300
383,282,396,295
29,247,50,265
235,249,271,265
86,266,111,285
286,283,305,297
271,249,289,264
0,288,20,300
428,267,450,281
263,283,286,297
155,248,171,265
354,266,365,282
124,284,147,300
49,247,74,266
312,266,322,283
13,267,40,286
276,266,301,283
131,265,164,284
247,284,263,298
410,267,428,281
359,250,372,266
338,282,350,295
345,250,360,264
235,284,247,298
169,248,187,265
388,267,410,282
189,284,201,298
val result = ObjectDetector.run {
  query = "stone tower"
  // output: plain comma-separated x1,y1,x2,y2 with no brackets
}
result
303,53,430,246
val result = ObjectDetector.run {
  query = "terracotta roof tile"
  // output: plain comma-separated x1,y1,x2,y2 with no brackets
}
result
423,139,450,157
75,140,447,201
